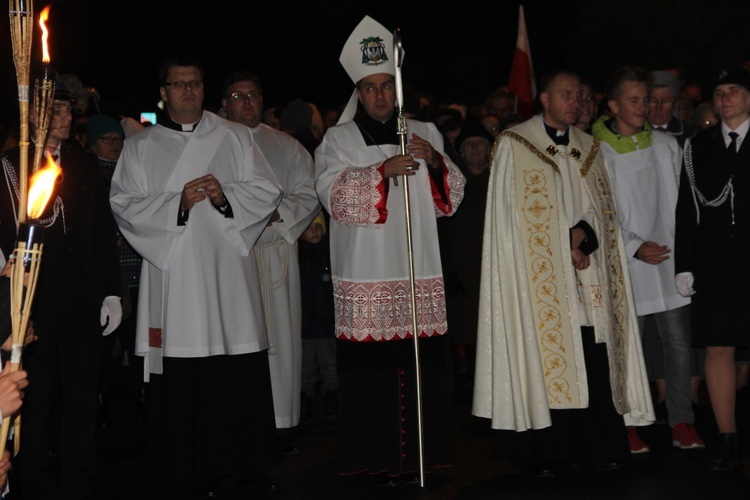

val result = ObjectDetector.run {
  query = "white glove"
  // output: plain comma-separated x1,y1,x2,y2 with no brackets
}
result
675,272,696,297
100,296,123,336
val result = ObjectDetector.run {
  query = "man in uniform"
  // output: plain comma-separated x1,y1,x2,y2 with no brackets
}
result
315,16,465,486
110,59,283,497
473,70,654,477
221,70,320,454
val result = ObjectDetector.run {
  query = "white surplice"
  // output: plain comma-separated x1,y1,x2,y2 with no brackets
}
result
473,117,654,431
110,111,283,376
251,124,320,428
315,119,465,341
601,133,690,316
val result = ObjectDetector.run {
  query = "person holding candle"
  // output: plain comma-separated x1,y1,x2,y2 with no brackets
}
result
0,80,123,499
0,255,30,500
110,58,284,498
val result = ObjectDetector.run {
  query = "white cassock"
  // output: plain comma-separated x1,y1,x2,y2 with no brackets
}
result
315,119,465,341
251,123,320,428
601,133,690,316
110,111,283,377
473,116,654,431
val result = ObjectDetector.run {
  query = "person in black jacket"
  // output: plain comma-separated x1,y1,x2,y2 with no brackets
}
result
0,81,121,499
674,67,750,471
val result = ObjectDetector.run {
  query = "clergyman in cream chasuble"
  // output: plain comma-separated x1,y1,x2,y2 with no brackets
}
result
472,116,654,431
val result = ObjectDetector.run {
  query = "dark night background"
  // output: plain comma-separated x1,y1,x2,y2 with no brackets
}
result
1,0,749,126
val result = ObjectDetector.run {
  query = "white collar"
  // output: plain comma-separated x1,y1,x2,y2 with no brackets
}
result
721,117,750,140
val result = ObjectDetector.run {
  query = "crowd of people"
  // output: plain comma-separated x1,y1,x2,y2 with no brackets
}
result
0,12,747,500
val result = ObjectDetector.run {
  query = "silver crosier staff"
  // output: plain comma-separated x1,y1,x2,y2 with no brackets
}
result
393,27,426,488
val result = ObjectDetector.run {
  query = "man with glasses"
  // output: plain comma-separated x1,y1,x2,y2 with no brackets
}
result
593,65,703,455
221,70,320,455
110,59,283,498
0,81,122,499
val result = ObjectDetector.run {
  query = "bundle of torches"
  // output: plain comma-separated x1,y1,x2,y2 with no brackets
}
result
0,1,61,455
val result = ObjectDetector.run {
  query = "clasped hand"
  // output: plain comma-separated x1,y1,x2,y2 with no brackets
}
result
180,174,224,212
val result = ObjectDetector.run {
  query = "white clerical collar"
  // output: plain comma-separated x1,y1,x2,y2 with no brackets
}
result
166,116,202,132
542,118,568,136
178,121,198,132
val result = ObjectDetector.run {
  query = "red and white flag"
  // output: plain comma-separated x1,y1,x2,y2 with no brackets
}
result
507,5,536,119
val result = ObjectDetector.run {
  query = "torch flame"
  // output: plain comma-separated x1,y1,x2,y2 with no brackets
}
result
27,154,61,219
39,6,52,64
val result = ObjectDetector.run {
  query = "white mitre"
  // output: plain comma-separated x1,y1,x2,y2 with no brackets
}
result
337,15,395,125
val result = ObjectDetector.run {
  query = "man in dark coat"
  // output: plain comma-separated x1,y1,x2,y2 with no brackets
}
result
0,82,122,499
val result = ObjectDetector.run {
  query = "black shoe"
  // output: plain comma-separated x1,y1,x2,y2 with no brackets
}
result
401,472,421,485
277,428,301,456
195,479,221,499
529,459,555,478
709,433,740,471
590,459,624,472
373,472,400,487
240,471,280,494
282,443,301,456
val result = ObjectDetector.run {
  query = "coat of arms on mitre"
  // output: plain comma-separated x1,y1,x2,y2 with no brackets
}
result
360,36,388,65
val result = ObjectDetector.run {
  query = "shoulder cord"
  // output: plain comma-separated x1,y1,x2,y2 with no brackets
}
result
684,141,734,226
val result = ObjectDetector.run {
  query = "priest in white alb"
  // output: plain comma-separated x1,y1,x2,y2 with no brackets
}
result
110,59,284,497
221,70,321,445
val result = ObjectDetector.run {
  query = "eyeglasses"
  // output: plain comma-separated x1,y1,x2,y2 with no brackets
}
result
228,91,261,102
98,136,124,145
164,80,204,90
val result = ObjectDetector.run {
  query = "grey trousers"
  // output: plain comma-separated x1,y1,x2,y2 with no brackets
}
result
638,305,694,427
